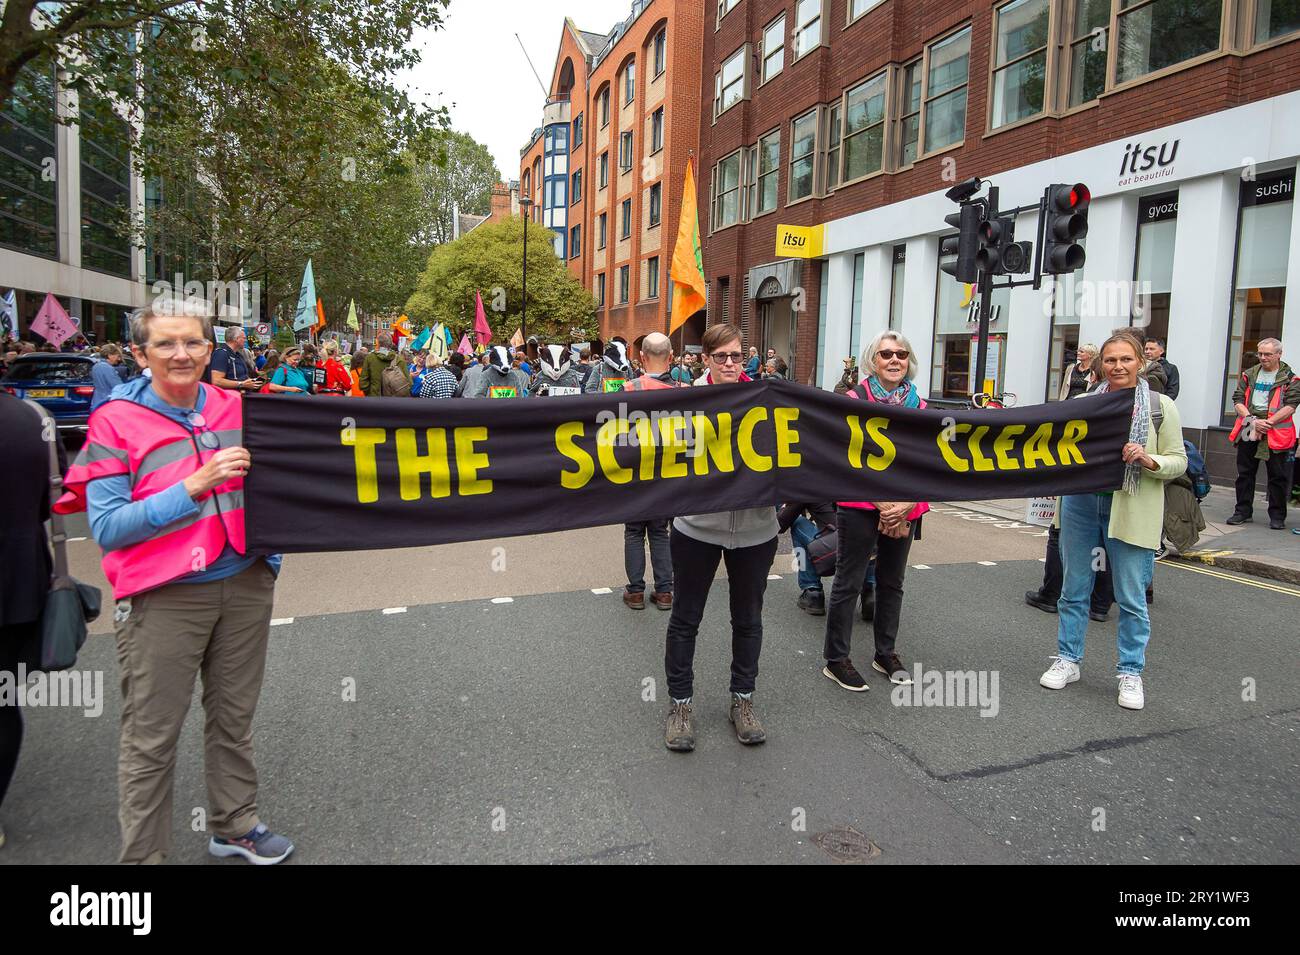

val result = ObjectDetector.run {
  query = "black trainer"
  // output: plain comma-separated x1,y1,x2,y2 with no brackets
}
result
1089,609,1109,622
1025,590,1058,614
823,658,869,692
872,652,913,685
1269,519,1285,530
1226,513,1251,525
797,588,826,615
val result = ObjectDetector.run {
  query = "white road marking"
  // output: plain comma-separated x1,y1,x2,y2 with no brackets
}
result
911,564,931,570
767,574,782,580
978,561,998,566
270,618,294,626
382,607,407,615
68,536,86,542
491,597,514,604
591,587,613,595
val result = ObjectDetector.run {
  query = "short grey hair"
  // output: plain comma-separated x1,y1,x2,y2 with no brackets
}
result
640,331,671,360
130,298,213,348
863,330,918,381
1257,338,1282,353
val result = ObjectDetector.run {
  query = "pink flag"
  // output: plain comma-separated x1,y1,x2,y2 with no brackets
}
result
457,334,474,356
473,291,492,345
30,293,77,347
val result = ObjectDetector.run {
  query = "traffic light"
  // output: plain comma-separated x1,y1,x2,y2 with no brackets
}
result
940,203,981,284
977,217,1008,274
1042,183,1090,274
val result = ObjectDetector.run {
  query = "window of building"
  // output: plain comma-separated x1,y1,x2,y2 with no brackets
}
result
754,129,780,215
715,47,746,117
1065,0,1109,107
653,30,667,77
624,60,636,105
718,0,740,23
599,86,610,127
599,152,609,189
842,72,886,182
889,245,906,330
0,56,58,259
647,256,660,299
788,110,818,202
1132,191,1178,344
763,15,786,83
598,212,608,249
712,150,743,229
849,0,886,23
794,0,823,59
570,224,581,259
1116,0,1223,86
546,177,566,210
79,92,133,277
923,27,971,155
649,182,662,227
651,107,664,153
573,113,584,146
621,197,632,239
896,60,922,166
596,272,606,307
1257,0,1300,42
824,104,841,191
620,131,633,171
991,0,1051,129
571,169,582,205
1223,167,1294,419
619,264,630,304
851,252,865,367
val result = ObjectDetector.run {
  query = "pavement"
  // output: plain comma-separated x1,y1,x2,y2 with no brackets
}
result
2,507,1296,865
954,484,1300,585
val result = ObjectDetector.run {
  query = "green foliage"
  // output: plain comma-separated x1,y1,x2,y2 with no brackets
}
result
273,328,295,350
416,131,503,247
405,217,597,343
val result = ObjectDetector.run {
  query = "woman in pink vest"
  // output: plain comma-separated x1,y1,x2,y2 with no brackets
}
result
55,302,293,866
822,330,929,693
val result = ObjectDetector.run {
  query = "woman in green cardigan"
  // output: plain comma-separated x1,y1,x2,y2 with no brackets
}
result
1040,332,1187,711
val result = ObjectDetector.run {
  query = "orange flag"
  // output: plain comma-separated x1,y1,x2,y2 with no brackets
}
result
314,297,326,333
669,157,706,334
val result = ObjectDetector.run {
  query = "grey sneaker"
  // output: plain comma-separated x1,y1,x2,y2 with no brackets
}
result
728,694,766,745
209,823,295,865
665,701,695,752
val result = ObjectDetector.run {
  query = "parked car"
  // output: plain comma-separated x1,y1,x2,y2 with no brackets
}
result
2,353,101,430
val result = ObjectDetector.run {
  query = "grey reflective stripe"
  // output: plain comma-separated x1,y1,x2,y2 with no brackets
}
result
136,437,196,481
79,441,129,465
210,428,242,449
145,489,244,543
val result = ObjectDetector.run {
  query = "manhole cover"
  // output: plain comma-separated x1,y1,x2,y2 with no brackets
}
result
812,827,882,863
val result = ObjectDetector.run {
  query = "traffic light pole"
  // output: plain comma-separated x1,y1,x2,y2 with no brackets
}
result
972,186,999,401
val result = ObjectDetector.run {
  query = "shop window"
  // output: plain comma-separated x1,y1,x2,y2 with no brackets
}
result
889,245,906,331
1132,191,1178,343
1116,0,1223,86
990,0,1051,129
851,252,865,366
935,247,1010,397
1223,168,1294,419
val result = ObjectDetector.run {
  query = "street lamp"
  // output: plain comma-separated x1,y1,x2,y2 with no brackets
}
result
517,196,533,342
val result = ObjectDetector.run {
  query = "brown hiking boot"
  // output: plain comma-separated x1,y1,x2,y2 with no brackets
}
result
651,591,673,611
623,588,645,610
728,694,766,745
664,701,695,751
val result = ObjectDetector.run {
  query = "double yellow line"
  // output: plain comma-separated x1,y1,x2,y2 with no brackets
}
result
1163,559,1300,597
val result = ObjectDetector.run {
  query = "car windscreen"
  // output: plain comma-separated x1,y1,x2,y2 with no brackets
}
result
3,360,93,382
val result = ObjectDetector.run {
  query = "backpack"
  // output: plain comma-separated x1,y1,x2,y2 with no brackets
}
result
381,360,410,397
1183,440,1211,502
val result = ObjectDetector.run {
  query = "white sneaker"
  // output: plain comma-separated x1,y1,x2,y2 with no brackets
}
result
1039,657,1080,690
1118,673,1145,710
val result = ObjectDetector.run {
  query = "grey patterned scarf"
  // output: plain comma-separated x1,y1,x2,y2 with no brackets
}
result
1093,377,1151,495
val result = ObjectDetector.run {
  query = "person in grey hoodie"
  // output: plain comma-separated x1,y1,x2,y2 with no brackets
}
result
462,345,530,398
663,323,777,753
583,340,634,394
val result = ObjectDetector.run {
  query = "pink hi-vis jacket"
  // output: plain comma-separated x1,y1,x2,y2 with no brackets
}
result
840,383,930,521
55,384,246,599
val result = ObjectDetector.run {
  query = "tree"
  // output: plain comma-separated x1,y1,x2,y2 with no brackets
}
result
406,217,597,343
415,131,503,248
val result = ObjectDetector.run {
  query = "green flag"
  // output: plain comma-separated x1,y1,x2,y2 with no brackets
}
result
346,298,359,330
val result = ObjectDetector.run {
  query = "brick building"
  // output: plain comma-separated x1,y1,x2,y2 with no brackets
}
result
697,0,1300,478
520,1,706,345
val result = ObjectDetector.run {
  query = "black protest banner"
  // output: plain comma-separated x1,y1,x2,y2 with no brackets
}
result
242,380,1133,553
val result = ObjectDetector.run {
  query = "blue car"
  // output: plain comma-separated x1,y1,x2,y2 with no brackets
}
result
2,353,103,431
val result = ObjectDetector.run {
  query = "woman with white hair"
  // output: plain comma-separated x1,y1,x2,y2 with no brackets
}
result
1058,343,1098,401
822,330,929,693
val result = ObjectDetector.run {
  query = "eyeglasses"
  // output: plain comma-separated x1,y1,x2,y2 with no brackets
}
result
146,339,210,357
709,351,744,365
878,349,909,360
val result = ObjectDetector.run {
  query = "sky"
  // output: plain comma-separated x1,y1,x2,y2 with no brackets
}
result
400,0,624,182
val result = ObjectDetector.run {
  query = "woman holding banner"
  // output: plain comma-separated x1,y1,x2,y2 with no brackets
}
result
821,331,929,692
663,324,778,752
1040,332,1186,711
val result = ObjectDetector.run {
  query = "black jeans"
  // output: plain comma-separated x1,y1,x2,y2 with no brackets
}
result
824,506,912,664
1234,440,1293,523
664,527,778,700
0,624,35,812
1039,523,1114,613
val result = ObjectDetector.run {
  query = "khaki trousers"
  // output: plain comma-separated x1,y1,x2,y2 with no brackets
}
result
113,560,275,864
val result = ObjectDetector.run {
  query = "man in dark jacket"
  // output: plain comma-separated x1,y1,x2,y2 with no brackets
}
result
1144,338,1180,400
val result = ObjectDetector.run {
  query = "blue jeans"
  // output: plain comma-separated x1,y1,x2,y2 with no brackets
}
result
791,516,875,593
1057,493,1155,675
